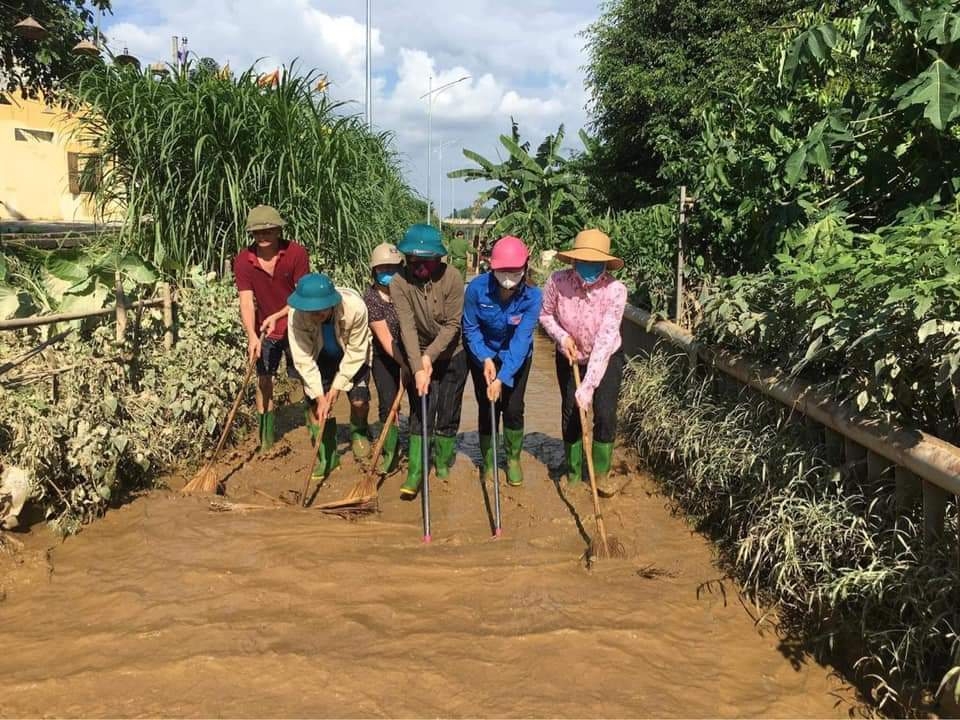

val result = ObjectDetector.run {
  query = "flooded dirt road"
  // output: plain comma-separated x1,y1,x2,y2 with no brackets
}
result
0,334,855,717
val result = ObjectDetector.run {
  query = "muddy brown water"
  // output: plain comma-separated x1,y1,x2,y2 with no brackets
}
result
0,334,857,717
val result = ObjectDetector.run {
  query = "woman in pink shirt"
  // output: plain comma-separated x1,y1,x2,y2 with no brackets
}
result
539,229,627,496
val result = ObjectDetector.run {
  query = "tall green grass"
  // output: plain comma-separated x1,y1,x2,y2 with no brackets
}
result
67,61,422,286
620,349,960,714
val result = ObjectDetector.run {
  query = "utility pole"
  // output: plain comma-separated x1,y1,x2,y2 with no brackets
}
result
365,0,372,128
676,186,695,327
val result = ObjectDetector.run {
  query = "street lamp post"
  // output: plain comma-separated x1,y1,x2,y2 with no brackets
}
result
419,74,470,226
436,139,460,228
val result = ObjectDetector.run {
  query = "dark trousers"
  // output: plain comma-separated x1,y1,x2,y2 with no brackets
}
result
406,351,468,436
468,353,532,435
555,349,625,444
371,352,402,423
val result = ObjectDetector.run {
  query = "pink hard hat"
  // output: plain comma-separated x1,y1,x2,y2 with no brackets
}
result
490,235,529,270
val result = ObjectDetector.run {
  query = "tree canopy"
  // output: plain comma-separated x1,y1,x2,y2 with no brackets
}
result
582,0,811,210
1,0,111,99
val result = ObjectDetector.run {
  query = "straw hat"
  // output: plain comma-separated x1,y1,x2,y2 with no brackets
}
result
556,229,623,271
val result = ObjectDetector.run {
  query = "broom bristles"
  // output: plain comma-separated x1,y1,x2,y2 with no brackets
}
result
182,466,219,494
589,535,628,560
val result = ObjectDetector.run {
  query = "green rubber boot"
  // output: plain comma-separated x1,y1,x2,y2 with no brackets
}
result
503,427,524,486
350,409,370,460
258,410,275,452
304,405,325,480
400,433,424,498
380,425,400,475
565,440,583,486
322,418,340,475
433,435,457,479
478,435,495,483
592,441,617,496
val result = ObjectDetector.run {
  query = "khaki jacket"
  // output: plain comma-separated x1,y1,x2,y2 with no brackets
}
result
288,287,372,399
390,264,464,370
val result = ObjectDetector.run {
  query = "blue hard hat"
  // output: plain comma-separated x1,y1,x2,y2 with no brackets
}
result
287,273,342,312
397,223,447,258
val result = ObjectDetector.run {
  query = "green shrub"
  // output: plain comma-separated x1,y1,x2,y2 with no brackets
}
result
700,207,960,438
0,280,250,534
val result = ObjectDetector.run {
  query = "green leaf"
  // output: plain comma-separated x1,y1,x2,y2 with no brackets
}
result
920,5,960,44
102,395,118,417
811,314,833,331
918,318,940,343
58,282,109,315
913,294,934,318
119,254,157,285
856,390,870,411
0,282,20,320
893,58,960,130
785,148,806,186
889,0,918,23
45,249,90,283
0,253,7,282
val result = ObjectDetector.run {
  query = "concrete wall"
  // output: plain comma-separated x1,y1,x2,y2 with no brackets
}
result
0,92,98,222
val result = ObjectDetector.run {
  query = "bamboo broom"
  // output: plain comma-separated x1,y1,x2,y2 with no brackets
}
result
183,333,264,494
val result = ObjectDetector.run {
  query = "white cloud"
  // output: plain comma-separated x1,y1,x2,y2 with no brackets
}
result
104,0,594,216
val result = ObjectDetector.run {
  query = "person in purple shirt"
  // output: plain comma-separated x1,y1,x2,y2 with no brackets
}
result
462,236,543,486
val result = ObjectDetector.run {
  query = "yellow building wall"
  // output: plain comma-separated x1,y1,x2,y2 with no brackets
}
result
0,93,99,222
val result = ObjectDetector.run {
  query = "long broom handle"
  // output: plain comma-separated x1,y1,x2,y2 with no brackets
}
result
421,391,431,543
363,370,406,481
489,392,502,538
206,331,265,466
573,362,610,557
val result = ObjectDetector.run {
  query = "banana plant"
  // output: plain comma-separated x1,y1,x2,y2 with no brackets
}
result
449,120,590,252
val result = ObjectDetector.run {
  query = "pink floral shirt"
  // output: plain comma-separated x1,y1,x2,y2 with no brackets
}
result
539,268,627,408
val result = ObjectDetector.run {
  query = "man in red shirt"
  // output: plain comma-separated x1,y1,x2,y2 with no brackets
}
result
233,205,310,451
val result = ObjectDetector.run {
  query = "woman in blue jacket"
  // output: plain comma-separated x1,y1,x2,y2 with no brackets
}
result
462,235,543,486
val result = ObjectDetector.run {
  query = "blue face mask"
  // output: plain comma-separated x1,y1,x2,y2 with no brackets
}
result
574,260,606,285
375,270,395,286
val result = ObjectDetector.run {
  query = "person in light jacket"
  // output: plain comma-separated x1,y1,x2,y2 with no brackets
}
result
462,235,542,486
288,273,373,481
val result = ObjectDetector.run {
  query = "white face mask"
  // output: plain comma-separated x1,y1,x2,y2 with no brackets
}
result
494,270,524,289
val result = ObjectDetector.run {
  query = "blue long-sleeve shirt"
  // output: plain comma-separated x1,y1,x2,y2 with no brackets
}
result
462,273,543,387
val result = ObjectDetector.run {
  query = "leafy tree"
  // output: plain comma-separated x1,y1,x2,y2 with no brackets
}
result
1,0,111,99
582,0,811,210
449,120,589,253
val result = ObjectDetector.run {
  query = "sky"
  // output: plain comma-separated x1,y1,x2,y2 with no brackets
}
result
100,0,600,217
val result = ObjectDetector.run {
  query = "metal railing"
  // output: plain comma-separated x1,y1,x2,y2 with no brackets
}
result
621,304,959,545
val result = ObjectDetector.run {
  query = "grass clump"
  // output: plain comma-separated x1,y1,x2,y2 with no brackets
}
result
620,349,960,714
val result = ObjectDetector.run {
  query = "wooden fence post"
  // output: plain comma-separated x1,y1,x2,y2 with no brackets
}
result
845,437,867,482
162,283,175,351
114,272,127,344
824,427,843,466
895,466,921,513
923,480,950,547
867,450,892,482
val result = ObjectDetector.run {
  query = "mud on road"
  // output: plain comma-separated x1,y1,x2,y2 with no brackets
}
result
0,336,856,717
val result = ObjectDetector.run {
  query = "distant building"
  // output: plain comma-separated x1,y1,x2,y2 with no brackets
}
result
0,92,101,222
